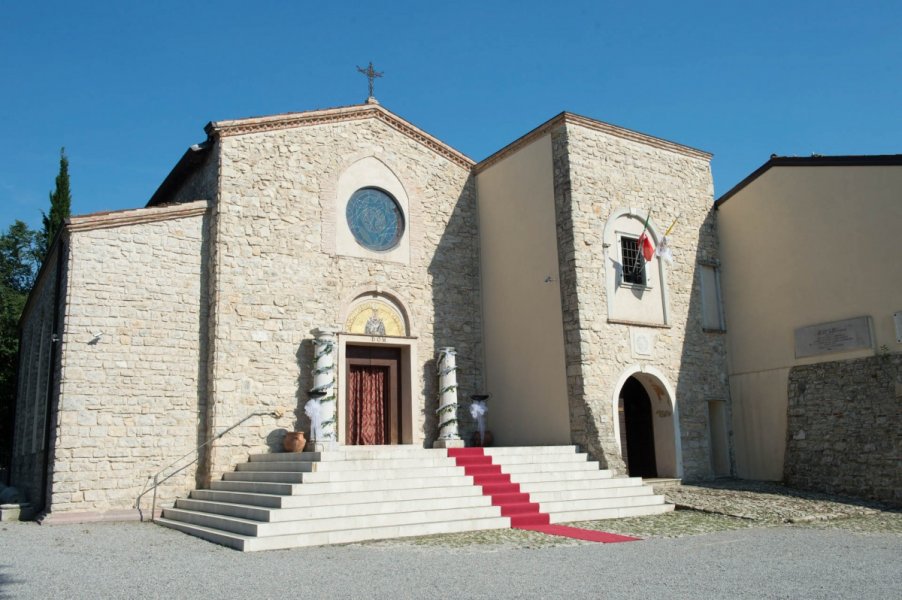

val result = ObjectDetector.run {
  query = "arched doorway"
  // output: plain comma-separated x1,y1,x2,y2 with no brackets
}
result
618,377,657,477
612,366,683,478
336,290,417,446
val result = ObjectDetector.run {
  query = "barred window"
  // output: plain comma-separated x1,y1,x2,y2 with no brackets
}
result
620,236,646,285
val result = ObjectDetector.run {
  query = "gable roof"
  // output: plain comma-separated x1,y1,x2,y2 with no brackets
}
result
475,112,712,173
716,154,902,208
208,102,475,169
148,102,475,207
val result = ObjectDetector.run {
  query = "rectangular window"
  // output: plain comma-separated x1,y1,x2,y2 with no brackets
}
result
700,264,725,331
620,236,645,286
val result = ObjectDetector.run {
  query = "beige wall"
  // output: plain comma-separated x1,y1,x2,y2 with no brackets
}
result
475,134,571,445
718,165,902,479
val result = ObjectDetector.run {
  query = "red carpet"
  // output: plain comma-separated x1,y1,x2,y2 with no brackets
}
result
447,447,639,543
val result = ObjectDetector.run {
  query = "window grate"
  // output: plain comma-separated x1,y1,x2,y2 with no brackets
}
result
620,236,646,285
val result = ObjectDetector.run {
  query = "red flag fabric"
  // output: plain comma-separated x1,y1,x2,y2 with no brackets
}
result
638,232,655,262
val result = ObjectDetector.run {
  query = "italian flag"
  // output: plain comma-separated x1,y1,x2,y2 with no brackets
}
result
638,213,655,261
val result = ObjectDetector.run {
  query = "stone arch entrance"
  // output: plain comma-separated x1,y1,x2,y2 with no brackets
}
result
618,377,657,477
612,366,683,478
336,290,418,446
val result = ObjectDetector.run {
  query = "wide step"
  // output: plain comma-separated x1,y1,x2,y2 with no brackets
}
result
161,445,672,551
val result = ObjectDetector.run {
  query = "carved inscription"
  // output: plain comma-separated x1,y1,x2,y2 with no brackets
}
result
794,316,873,358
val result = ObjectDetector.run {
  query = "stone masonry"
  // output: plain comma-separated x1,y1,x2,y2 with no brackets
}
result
11,241,63,508
203,113,484,481
12,103,734,516
45,203,210,514
786,354,901,505
552,118,730,480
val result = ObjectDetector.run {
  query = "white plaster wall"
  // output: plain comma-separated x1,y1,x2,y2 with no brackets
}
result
476,134,571,445
718,164,902,480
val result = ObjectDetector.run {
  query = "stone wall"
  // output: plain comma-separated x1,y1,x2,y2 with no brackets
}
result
10,242,63,507
48,203,210,514
786,355,901,505
553,120,730,479
205,117,483,479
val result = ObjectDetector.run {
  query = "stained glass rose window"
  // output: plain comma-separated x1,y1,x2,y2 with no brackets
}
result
346,188,405,251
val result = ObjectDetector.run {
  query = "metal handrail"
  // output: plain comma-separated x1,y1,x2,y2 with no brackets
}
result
134,408,285,522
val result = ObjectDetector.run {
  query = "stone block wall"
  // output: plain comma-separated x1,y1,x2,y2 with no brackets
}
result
49,203,210,514
552,120,730,479
11,242,63,507
205,116,483,479
786,355,901,505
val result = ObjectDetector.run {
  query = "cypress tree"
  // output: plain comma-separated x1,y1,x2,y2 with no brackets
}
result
40,147,71,260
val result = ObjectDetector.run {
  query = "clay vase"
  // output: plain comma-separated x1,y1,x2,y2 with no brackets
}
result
283,431,306,453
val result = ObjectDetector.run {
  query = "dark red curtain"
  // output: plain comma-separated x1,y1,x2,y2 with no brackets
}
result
348,365,387,445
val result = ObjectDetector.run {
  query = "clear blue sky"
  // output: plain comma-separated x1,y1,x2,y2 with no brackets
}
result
2,0,900,231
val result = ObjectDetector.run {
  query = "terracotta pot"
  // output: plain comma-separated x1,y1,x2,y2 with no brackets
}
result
469,430,494,448
283,431,306,453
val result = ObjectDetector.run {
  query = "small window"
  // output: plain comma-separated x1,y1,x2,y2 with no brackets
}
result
620,236,646,286
700,264,725,331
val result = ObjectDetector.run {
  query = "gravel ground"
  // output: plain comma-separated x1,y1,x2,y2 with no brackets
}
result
1,481,899,599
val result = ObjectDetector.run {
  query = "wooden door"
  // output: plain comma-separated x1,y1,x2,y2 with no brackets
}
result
345,346,401,445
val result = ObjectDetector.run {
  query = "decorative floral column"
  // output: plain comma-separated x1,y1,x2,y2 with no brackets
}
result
433,347,464,448
307,327,338,449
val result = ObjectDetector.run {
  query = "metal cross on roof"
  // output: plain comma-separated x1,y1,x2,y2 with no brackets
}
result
356,61,384,99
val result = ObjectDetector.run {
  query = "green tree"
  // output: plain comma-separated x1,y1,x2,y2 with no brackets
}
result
0,221,38,478
39,147,71,260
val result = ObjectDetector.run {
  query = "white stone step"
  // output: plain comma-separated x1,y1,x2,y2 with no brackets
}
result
517,476,637,493
507,469,612,484
210,480,299,495
527,485,654,503
212,473,476,496
539,494,666,514
235,461,317,472
223,471,307,483
239,456,457,472
157,514,510,552
162,444,673,551
163,504,504,537
176,493,494,522
500,461,602,475
475,452,593,466
484,446,579,456
320,447,450,461
298,465,465,483
549,502,674,523
192,483,485,509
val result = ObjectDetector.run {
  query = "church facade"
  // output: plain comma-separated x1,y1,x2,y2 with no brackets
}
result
11,100,730,519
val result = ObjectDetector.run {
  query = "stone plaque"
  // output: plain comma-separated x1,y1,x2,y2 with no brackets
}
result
894,311,902,343
794,316,873,358
631,328,655,358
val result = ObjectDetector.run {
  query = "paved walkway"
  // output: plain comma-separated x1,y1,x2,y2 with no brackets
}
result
1,481,899,599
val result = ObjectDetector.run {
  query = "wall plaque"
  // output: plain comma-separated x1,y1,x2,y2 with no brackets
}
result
794,316,873,359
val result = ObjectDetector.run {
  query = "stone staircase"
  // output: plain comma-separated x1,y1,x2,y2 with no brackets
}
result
156,445,672,551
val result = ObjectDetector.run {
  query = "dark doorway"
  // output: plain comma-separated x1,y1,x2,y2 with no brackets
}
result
619,376,657,477
346,346,401,445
